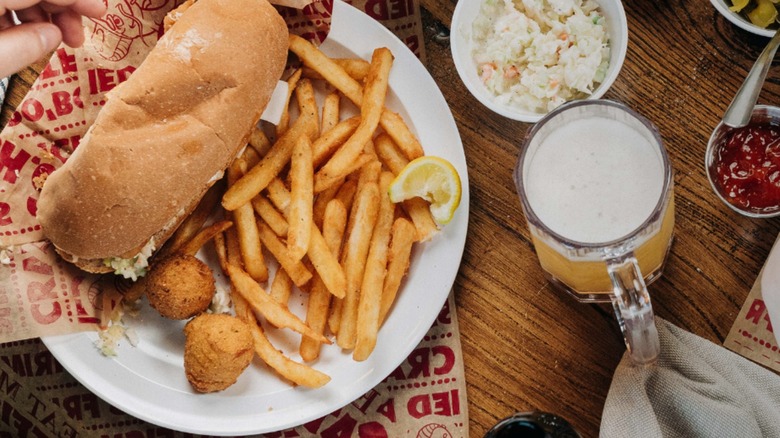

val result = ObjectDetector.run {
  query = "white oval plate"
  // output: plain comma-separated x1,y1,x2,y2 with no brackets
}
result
41,1,469,435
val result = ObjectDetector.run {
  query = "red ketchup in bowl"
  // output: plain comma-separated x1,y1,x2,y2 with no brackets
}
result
712,122,780,214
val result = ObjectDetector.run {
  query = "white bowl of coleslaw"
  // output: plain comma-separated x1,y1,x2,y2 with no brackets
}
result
451,0,628,123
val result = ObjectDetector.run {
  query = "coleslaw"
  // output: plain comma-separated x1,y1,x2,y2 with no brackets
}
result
104,238,156,281
471,0,610,114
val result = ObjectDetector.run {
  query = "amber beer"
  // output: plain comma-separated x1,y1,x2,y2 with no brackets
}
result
518,102,674,299
515,100,673,363
530,199,674,295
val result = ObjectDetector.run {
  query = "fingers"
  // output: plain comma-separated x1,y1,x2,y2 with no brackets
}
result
51,7,82,47
4,0,104,16
0,21,60,78
5,0,104,49
2,7,85,49
0,0,103,74
69,0,105,18
0,11,14,29
14,6,47,24
1,0,47,13
40,0,104,17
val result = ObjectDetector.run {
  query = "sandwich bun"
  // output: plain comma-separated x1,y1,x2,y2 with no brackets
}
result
37,0,288,274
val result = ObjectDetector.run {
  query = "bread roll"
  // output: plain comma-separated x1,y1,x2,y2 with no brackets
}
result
37,0,288,276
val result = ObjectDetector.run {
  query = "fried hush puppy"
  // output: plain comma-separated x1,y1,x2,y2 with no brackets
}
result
145,253,215,320
184,313,254,393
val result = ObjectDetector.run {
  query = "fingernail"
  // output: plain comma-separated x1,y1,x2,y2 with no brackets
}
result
36,25,61,52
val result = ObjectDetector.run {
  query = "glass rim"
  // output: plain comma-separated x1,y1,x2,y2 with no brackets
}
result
514,99,673,250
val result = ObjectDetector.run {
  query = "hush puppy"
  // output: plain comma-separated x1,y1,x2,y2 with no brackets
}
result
146,253,215,320
183,313,254,393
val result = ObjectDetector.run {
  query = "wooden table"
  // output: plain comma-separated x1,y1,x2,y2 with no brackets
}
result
3,1,780,436
416,0,780,436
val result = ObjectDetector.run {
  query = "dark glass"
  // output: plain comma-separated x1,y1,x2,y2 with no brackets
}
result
484,411,580,438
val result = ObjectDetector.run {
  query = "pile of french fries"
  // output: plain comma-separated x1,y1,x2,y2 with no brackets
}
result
160,35,442,389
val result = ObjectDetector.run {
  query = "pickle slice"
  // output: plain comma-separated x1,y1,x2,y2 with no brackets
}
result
748,0,779,28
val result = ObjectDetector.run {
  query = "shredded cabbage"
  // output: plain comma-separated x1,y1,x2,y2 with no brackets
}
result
208,286,232,314
0,246,13,265
104,238,156,281
94,301,139,357
471,0,610,114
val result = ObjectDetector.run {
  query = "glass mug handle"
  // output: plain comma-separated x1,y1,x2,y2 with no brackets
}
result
605,252,660,364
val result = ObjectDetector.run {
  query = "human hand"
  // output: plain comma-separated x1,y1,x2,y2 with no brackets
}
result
0,0,106,78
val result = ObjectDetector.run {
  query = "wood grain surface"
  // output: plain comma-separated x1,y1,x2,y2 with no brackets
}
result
3,1,780,436
417,0,780,436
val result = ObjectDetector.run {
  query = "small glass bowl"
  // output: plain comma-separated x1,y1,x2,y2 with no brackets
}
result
705,105,780,218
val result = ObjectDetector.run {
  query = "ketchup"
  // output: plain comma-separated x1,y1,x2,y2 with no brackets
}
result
713,122,780,213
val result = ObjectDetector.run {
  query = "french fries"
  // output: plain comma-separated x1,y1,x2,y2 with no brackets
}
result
307,220,347,299
314,48,393,193
337,167,381,349
312,116,360,168
379,217,416,324
256,221,313,287
248,126,273,158
229,157,268,282
270,268,293,305
288,34,363,104
227,264,328,344
302,58,371,82
252,194,288,237
287,135,314,261
222,114,317,211
179,220,233,257
354,172,395,360
277,68,302,136
267,177,292,214
321,91,341,135
157,180,225,259
234,290,330,388
152,39,441,390
295,78,319,133
314,153,373,195
289,34,424,160
301,199,347,362
378,110,424,161
375,132,437,241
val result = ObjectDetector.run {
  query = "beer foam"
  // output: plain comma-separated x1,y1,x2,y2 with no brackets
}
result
524,116,664,243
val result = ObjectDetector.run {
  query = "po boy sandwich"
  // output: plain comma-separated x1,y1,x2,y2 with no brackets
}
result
37,0,288,279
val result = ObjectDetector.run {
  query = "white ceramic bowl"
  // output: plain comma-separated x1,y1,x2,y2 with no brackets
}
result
710,0,775,38
450,0,628,123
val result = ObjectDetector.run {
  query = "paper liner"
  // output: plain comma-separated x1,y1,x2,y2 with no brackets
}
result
0,1,462,435
0,240,117,340
0,0,338,342
724,267,780,371
0,292,467,436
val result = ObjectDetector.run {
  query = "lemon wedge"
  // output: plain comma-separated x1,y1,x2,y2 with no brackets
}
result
388,156,462,225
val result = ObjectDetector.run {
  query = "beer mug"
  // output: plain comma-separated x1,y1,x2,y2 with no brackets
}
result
514,100,674,364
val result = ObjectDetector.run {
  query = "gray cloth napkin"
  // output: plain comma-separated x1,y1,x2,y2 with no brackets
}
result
600,318,780,437
0,77,7,106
